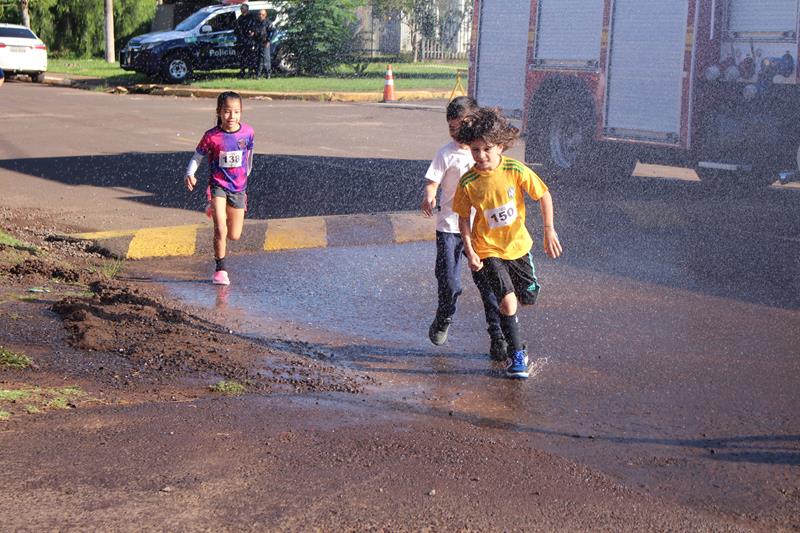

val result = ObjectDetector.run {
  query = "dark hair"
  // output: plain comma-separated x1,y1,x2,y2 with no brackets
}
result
446,95,478,121
216,91,243,127
455,107,520,149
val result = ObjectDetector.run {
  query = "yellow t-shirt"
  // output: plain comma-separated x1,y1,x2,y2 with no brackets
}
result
452,156,548,260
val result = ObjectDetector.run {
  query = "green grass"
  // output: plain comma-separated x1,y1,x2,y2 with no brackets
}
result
210,380,246,395
0,230,39,254
0,385,87,420
47,58,468,92
0,347,32,369
0,389,30,401
100,258,125,280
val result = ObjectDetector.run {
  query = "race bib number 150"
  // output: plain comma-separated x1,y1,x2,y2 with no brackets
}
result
484,200,517,229
219,150,243,168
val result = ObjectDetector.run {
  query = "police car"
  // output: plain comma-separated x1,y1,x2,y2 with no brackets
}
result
120,1,281,84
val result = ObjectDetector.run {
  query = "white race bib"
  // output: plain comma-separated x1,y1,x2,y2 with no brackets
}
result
219,150,243,168
484,200,517,229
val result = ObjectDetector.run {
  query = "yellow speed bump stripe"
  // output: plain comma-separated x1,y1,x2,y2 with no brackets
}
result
389,212,435,243
264,216,327,251
127,224,199,259
71,229,137,240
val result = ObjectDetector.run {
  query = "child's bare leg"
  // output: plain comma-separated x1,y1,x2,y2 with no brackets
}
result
499,293,518,316
211,196,229,260
226,206,245,241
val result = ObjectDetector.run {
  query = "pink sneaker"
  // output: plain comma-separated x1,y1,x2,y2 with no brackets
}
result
212,270,230,285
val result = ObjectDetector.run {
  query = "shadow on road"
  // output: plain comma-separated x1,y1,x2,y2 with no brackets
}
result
1,152,798,309
0,152,427,218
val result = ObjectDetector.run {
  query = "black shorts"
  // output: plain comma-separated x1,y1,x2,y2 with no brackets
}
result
210,185,247,210
474,252,540,305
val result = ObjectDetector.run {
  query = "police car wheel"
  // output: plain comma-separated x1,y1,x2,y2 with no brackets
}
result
162,54,192,84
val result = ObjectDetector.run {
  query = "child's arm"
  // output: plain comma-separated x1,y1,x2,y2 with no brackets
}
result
185,151,204,191
421,180,438,217
459,216,483,271
538,190,562,259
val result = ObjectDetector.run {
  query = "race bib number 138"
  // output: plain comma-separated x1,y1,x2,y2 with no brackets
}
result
484,200,517,229
219,150,243,168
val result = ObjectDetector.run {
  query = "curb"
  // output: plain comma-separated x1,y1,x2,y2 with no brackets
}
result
68,211,435,260
42,73,451,103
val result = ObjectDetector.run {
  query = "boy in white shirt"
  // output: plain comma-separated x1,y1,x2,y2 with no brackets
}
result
421,97,506,360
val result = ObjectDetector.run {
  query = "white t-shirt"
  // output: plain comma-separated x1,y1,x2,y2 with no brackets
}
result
425,140,475,233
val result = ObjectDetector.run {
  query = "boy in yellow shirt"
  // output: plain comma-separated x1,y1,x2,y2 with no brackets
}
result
452,107,562,378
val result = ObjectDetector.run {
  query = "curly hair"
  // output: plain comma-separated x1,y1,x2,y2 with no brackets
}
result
455,107,520,149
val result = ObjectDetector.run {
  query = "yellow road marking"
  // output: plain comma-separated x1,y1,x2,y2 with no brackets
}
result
634,163,700,181
127,225,198,259
72,229,137,240
264,217,327,251
389,212,435,243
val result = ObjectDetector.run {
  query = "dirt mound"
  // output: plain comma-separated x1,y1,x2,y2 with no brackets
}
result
9,257,85,283
51,281,369,393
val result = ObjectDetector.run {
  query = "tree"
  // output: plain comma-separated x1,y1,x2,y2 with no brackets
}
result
277,0,364,75
372,0,436,62
19,0,29,28
0,0,156,58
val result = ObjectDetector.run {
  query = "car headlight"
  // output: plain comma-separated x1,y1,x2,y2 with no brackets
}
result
140,42,158,50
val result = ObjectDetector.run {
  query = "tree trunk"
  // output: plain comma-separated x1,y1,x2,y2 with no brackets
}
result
104,0,115,63
19,0,30,28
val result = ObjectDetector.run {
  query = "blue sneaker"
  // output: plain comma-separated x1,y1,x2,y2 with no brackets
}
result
506,350,530,379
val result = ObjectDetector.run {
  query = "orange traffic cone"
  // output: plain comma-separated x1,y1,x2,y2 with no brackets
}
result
382,64,397,103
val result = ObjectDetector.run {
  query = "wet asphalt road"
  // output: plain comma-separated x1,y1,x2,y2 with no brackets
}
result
151,177,800,519
3,80,799,520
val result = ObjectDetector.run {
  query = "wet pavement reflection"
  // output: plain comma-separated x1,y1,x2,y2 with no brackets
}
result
152,177,800,517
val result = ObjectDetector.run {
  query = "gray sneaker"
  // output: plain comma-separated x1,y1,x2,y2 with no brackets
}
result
428,316,453,346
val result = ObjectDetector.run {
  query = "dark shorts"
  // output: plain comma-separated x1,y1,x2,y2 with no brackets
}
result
210,185,247,210
474,252,540,306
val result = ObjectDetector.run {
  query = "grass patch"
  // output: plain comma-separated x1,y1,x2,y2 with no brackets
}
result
0,385,87,420
100,258,125,280
210,380,246,395
48,58,467,92
0,410,10,421
0,389,31,401
0,347,32,369
0,230,39,254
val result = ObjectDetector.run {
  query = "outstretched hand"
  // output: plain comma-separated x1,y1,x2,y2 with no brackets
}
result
185,175,197,192
543,227,562,259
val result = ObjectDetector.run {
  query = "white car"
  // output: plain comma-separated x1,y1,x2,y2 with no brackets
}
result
0,23,47,82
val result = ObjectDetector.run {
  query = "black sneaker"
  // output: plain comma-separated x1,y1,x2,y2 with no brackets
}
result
489,336,508,361
428,316,453,346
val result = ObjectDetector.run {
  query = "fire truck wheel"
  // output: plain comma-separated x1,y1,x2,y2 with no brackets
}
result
537,93,594,182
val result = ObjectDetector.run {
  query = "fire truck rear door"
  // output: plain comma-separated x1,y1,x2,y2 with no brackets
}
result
604,0,690,145
475,0,532,117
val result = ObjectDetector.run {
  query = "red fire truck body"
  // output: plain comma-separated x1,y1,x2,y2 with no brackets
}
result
468,0,800,186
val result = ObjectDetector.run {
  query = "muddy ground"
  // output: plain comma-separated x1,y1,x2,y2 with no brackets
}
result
0,207,787,531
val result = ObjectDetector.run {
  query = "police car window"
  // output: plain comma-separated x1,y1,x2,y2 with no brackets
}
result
175,11,208,32
208,12,235,32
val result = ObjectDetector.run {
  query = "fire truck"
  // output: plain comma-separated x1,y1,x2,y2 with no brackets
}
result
468,0,800,187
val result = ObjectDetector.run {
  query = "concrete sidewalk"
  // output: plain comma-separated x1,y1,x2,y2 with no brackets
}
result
71,212,436,260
